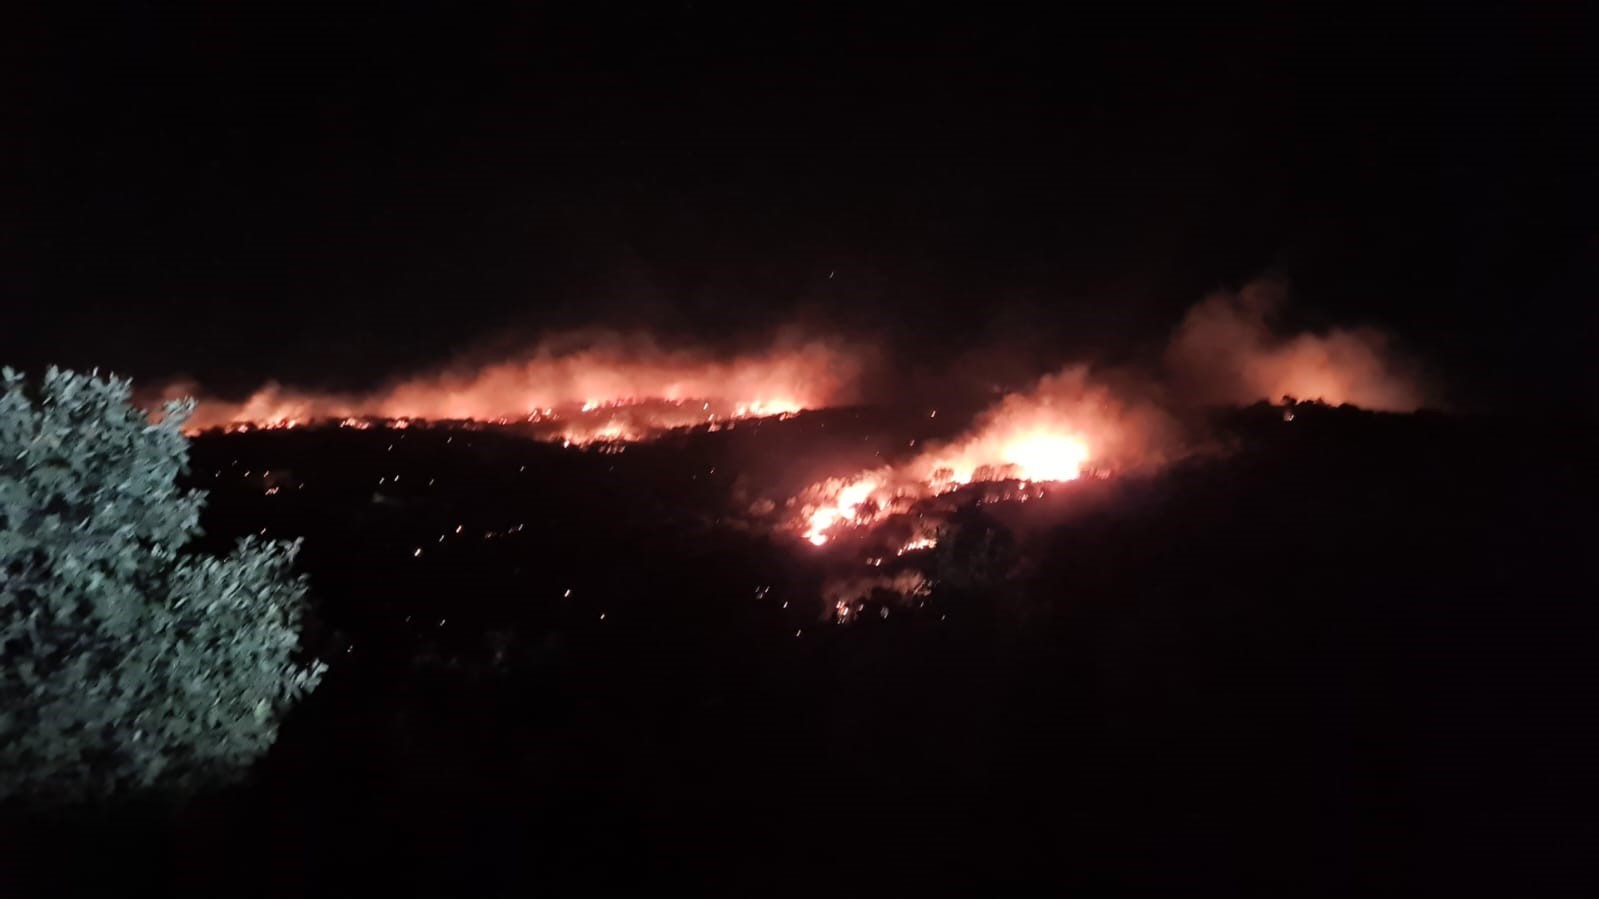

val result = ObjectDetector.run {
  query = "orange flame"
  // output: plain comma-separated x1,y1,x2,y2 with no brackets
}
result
173,335,863,442
792,366,1174,547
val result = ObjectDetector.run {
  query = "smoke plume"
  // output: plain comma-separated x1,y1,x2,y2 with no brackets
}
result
782,282,1428,549
176,331,870,439
1165,282,1423,411
790,363,1181,546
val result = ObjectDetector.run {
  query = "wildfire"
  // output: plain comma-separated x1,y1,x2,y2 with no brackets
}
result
780,285,1419,552
169,335,862,442
803,475,886,545
156,290,1428,633
791,365,1173,547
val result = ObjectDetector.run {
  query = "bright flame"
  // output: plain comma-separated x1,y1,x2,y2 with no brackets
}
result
169,334,863,441
788,365,1175,547
803,475,884,546
1000,433,1089,483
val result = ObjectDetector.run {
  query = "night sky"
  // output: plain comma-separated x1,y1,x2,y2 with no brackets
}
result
5,2,1594,409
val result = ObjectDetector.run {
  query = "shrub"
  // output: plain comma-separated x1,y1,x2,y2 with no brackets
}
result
0,367,325,802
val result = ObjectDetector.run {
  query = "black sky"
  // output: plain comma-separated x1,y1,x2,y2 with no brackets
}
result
4,2,1594,408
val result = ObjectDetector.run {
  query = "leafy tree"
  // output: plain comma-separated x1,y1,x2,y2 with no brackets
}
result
0,367,324,802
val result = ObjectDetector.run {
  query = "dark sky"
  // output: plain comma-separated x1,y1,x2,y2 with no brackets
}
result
4,2,1594,407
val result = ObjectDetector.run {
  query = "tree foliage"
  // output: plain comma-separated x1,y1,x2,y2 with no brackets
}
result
0,367,324,802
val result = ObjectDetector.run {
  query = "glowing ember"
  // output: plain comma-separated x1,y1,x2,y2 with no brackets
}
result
803,475,884,545
788,365,1176,547
822,571,932,622
895,534,939,556
167,335,863,441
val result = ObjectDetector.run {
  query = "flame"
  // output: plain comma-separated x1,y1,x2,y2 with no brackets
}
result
791,365,1174,547
787,280,1418,550
170,335,862,441
998,433,1089,482
803,475,885,546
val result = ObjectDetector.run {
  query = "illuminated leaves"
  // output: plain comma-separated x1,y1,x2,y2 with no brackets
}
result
0,368,325,803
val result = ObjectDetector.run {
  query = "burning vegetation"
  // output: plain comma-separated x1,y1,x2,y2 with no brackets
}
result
174,334,865,443
161,286,1425,622
787,365,1176,549
781,284,1421,553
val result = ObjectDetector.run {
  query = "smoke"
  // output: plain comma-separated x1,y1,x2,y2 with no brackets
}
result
789,363,1182,546
176,331,871,435
903,365,1179,485
1165,282,1423,411
782,281,1428,548
167,278,1425,442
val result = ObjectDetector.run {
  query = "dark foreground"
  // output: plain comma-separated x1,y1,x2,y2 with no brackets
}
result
4,405,1597,896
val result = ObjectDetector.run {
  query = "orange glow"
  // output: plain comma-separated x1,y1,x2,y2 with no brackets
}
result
802,475,885,545
1166,284,1423,411
789,365,1175,547
171,335,863,442
998,433,1089,483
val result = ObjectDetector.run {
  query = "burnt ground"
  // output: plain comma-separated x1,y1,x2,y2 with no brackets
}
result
4,404,1597,896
